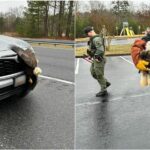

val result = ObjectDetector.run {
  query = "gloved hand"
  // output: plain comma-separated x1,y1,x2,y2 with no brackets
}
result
136,60,150,71
94,55,103,62
87,49,93,57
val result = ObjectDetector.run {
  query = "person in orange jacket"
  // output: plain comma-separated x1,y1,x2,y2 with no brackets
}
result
131,29,150,86
131,31,150,71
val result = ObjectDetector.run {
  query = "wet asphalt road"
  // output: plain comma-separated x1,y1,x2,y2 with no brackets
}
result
0,46,74,149
76,56,150,149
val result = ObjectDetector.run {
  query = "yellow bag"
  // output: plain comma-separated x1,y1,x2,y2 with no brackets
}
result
136,60,149,71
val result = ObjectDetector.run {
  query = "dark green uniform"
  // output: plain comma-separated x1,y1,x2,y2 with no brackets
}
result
88,35,108,92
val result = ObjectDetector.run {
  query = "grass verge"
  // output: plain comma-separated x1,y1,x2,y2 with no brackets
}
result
75,44,132,57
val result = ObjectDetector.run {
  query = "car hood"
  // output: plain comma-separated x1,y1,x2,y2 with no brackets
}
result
0,35,33,58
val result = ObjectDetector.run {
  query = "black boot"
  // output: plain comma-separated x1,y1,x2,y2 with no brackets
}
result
96,90,108,97
106,82,111,88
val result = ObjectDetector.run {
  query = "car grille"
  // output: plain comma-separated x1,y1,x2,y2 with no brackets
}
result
0,59,24,76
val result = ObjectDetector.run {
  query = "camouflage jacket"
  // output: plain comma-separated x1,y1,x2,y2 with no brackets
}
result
88,35,105,58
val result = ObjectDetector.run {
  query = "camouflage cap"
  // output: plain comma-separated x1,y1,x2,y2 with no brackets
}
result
84,26,94,34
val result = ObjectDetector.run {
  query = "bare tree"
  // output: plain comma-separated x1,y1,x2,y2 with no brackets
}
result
66,1,74,37
58,1,65,36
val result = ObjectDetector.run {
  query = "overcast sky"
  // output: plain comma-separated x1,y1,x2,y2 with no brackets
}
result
0,0,27,13
0,0,150,13
77,0,150,12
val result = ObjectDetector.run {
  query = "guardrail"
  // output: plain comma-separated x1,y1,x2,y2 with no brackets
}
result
23,38,75,48
75,34,144,42
76,35,144,50
75,35,146,57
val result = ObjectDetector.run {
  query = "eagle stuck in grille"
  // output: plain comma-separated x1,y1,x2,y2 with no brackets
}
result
10,45,42,85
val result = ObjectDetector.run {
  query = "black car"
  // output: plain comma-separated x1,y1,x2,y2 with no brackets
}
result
0,35,37,100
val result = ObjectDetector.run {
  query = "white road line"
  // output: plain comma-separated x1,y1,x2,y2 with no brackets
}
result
75,58,80,75
39,75,74,85
120,56,134,65
76,92,150,107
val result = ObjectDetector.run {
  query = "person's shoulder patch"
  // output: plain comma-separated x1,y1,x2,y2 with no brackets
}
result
95,40,101,45
94,37,102,46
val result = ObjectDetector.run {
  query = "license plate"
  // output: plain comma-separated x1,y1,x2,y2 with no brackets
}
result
14,75,26,87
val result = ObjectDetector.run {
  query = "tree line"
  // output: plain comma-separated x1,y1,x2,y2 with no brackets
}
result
0,0,75,39
76,0,150,38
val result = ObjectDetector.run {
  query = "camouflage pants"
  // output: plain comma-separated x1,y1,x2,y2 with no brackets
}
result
90,58,107,92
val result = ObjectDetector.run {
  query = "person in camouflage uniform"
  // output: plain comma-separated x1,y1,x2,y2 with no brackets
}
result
84,26,111,96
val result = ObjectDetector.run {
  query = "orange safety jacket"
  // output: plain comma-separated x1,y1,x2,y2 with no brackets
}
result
131,39,146,66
